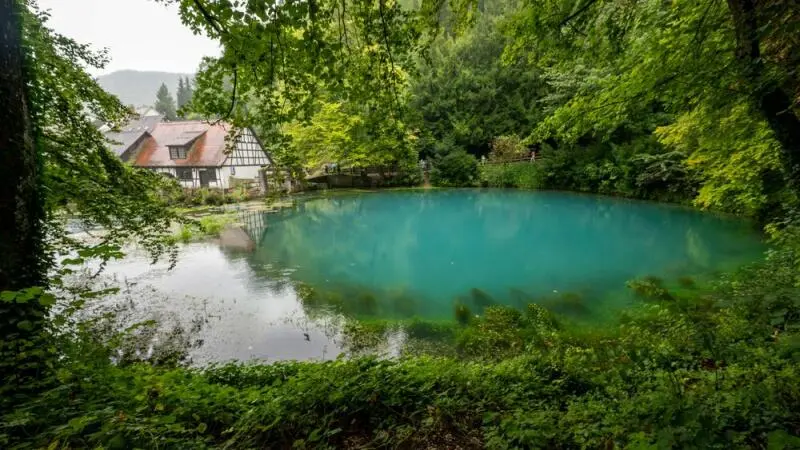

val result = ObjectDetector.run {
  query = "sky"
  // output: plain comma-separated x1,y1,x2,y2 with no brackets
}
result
37,0,221,75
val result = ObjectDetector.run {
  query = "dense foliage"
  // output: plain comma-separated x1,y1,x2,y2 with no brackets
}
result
3,0,800,448
4,236,800,448
1,0,179,409
409,1,545,157
409,0,799,219
481,144,698,203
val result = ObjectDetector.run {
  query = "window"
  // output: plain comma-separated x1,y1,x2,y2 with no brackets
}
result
202,169,217,181
176,168,193,181
169,145,187,160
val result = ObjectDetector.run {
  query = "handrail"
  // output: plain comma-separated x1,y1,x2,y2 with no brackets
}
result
482,157,545,165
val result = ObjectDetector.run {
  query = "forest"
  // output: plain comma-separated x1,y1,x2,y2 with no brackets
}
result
1,0,800,448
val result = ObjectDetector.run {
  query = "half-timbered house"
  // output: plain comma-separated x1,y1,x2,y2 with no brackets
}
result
108,119,274,189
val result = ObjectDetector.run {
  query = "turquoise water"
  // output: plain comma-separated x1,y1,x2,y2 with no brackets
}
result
250,189,765,321
95,189,765,362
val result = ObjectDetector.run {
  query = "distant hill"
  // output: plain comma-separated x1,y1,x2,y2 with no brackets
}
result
97,70,193,107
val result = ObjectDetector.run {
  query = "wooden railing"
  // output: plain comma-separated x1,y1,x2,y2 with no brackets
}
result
482,156,544,165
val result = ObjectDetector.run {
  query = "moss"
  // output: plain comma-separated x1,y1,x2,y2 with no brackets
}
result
627,276,674,302
525,304,561,330
405,319,456,340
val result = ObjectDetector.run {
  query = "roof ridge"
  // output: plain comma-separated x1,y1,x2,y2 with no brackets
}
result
158,120,229,125
158,120,207,125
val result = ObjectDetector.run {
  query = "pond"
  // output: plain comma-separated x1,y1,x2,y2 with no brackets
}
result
97,189,765,363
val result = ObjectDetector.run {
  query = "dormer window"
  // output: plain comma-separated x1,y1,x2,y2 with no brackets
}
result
165,130,206,160
169,145,188,160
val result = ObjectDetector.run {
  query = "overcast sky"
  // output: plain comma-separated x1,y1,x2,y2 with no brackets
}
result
37,0,220,75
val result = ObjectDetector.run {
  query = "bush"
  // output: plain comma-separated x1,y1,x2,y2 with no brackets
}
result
480,162,542,189
626,151,697,201
393,160,424,187
197,188,226,206
430,150,479,187
488,135,527,162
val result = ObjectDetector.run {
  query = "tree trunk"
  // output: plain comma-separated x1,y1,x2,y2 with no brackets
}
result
0,0,48,401
0,0,43,292
727,0,800,184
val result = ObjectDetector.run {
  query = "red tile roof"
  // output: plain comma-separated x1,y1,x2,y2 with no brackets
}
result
133,121,233,167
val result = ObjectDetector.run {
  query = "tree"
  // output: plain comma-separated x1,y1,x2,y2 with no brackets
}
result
725,0,800,183
0,0,45,294
177,76,194,112
283,97,416,175
154,82,177,120
169,0,419,167
0,0,47,393
177,77,186,110
1,0,180,399
409,0,544,157
183,76,193,110
492,0,800,204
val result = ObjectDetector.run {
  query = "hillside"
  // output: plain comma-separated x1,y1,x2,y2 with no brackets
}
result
97,70,193,107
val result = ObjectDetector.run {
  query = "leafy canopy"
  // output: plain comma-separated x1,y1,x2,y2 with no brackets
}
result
21,0,182,268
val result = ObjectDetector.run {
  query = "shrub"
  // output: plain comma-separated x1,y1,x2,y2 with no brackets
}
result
198,188,226,206
489,135,527,162
480,162,542,189
392,160,424,186
430,150,479,187
626,151,696,201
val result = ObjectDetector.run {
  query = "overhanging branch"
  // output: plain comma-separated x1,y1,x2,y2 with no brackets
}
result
559,0,600,27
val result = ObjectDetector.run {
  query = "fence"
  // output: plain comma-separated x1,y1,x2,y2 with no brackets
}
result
482,155,545,165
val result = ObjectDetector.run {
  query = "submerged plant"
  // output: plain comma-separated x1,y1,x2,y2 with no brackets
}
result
356,293,378,316
541,292,590,317
678,276,697,288
454,302,472,325
627,275,674,302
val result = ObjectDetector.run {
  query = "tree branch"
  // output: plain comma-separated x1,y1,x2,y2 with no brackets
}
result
191,0,238,124
378,0,400,114
559,0,600,27
192,0,224,35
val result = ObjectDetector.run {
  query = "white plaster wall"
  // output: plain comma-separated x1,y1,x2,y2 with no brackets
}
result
228,165,261,180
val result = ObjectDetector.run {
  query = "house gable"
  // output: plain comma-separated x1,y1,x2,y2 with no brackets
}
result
120,131,152,162
224,128,273,167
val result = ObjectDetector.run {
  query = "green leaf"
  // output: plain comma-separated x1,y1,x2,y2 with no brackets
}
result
767,430,800,450
38,293,56,307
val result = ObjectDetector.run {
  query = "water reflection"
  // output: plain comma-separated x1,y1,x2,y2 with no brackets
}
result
96,190,764,363
251,190,763,319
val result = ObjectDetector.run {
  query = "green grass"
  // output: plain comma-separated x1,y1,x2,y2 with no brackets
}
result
168,212,238,243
